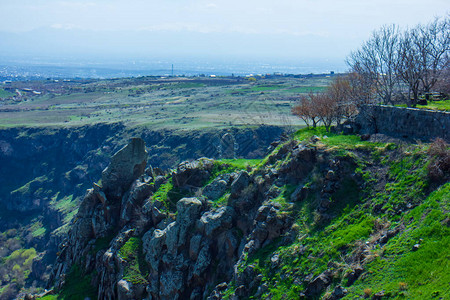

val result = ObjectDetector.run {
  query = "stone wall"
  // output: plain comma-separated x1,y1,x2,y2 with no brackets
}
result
355,105,450,142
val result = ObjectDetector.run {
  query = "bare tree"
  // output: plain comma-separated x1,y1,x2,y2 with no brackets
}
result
314,92,340,132
347,25,401,105
418,17,450,97
434,66,450,96
397,27,424,107
291,92,320,128
328,75,358,124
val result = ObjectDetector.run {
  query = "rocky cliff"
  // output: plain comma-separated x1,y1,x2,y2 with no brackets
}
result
0,124,288,298
44,129,450,299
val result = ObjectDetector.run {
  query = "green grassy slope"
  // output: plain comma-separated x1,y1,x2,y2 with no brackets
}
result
225,128,449,299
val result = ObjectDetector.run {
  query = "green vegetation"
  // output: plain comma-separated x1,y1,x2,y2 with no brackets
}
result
349,184,450,299
285,86,327,93
118,237,149,285
93,234,115,253
224,127,449,299
152,179,182,212
396,99,450,111
11,175,49,196
0,76,329,128
0,88,14,98
293,127,386,150
419,99,450,111
49,194,79,224
0,247,37,298
30,220,47,238
217,158,262,169
41,265,97,300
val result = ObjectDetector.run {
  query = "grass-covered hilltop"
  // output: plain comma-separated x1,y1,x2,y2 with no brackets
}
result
31,126,447,300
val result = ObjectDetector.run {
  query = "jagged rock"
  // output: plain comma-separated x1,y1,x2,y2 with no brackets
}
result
217,230,239,260
117,279,133,300
344,265,364,286
221,133,235,158
216,282,228,291
310,135,321,142
372,291,385,299
176,198,204,234
189,235,203,260
198,206,235,237
207,290,221,300
271,254,280,268
102,138,147,200
203,179,228,200
279,145,316,180
172,158,214,188
290,185,309,202
160,270,184,299
254,282,269,298
154,175,166,190
379,228,399,244
230,171,250,197
252,205,292,247
326,169,337,181
120,180,154,225
306,270,332,297
324,285,348,300
31,252,49,282
192,243,211,278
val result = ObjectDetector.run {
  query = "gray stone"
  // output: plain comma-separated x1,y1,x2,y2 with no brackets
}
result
230,171,250,197
120,180,154,225
199,206,235,237
159,270,184,299
192,244,211,277
102,138,147,200
344,266,364,286
189,235,203,260
221,133,235,158
306,271,331,297
355,105,450,142
172,158,214,188
176,198,204,228
117,279,133,300
203,179,227,200
290,185,309,202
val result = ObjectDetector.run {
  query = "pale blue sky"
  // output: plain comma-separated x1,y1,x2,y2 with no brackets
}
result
0,0,448,68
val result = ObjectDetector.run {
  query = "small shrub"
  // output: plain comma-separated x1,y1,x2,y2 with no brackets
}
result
363,288,372,298
398,281,408,291
427,138,450,183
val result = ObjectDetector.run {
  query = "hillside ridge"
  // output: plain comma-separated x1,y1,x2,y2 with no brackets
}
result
39,128,449,299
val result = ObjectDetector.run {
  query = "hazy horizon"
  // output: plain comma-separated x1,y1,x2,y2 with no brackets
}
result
0,0,448,77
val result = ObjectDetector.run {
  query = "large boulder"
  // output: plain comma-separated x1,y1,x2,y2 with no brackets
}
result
101,138,147,201
172,158,214,188
230,171,250,198
202,178,228,200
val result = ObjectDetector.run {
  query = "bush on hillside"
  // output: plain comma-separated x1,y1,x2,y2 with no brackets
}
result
427,138,450,183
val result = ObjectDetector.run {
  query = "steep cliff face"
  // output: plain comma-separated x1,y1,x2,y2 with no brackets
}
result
49,137,316,299
46,129,450,300
0,124,288,298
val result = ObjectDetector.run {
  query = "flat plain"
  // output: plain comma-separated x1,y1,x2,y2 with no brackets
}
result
0,75,332,129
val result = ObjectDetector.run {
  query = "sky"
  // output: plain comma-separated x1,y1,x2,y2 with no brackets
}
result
0,0,448,72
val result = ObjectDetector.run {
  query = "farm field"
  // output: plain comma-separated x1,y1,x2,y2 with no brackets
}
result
0,75,333,129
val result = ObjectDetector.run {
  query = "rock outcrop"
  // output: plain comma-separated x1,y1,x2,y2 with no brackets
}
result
102,138,148,201
48,135,371,300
